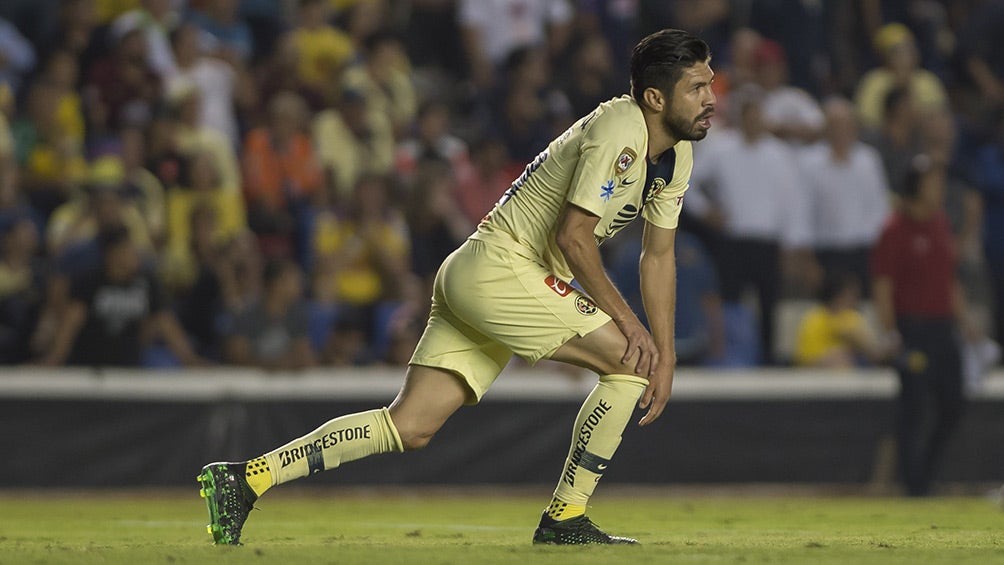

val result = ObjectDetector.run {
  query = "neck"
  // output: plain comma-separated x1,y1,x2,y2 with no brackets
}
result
905,201,934,220
265,294,287,317
642,111,676,160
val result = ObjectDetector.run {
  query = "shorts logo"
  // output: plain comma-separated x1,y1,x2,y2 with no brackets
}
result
575,295,597,315
615,148,636,174
545,275,572,297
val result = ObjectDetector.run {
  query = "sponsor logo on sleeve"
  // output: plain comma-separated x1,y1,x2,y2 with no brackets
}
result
545,275,572,297
600,180,615,202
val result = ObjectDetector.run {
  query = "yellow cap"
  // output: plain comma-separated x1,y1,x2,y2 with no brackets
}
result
874,23,914,55
87,155,125,188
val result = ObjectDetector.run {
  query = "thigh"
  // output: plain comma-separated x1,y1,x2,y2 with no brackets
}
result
389,364,469,437
441,239,611,365
549,319,642,376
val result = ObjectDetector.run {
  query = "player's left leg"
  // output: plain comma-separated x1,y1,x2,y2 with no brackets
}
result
198,365,468,545
530,320,649,544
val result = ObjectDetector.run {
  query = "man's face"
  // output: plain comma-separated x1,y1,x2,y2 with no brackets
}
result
663,61,716,142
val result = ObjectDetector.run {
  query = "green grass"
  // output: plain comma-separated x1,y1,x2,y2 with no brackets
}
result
1,488,1002,564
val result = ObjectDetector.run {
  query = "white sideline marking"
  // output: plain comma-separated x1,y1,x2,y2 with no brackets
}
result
353,522,526,532
115,520,204,527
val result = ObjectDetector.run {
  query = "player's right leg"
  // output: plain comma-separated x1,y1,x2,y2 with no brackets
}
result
198,364,468,545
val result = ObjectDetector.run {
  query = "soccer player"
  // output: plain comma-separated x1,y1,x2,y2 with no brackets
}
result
198,29,716,545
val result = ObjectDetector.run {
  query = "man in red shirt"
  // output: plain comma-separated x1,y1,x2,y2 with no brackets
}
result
871,155,975,496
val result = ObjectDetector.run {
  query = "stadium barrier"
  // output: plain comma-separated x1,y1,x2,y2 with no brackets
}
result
3,367,1002,487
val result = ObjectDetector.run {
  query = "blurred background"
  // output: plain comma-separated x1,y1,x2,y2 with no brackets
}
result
0,0,1002,492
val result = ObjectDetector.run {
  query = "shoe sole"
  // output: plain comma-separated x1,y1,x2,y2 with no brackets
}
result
197,463,230,545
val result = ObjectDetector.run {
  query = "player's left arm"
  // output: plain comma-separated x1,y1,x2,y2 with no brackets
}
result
637,220,677,426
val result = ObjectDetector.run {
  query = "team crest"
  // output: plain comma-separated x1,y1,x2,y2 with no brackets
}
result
615,148,636,174
575,295,598,315
644,177,667,205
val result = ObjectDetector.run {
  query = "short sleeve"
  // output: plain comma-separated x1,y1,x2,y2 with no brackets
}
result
566,110,643,218
642,142,693,230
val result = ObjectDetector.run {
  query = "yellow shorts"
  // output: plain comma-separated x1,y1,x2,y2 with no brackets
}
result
410,239,611,403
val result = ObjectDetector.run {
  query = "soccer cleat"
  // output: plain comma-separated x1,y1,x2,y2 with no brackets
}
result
197,462,258,545
532,511,639,545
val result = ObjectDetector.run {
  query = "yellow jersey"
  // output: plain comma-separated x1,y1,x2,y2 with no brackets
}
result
471,95,692,281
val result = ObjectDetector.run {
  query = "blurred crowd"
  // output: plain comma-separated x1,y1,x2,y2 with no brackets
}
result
0,0,1002,370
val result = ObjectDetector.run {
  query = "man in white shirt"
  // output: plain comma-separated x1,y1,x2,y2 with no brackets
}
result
458,0,572,88
688,84,814,363
799,97,890,292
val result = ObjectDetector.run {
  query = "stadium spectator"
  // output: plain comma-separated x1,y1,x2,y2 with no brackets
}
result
458,0,573,90
0,15,37,94
794,271,881,368
312,88,394,199
310,174,412,321
854,23,947,131
164,153,247,287
224,257,316,370
689,85,815,363
558,33,620,119
492,46,571,163
167,23,253,149
39,225,203,367
185,0,255,65
242,90,323,258
799,97,890,292
394,100,471,184
14,81,88,219
754,39,824,145
342,31,417,137
83,26,161,132
0,214,44,363
39,0,98,60
45,157,151,259
167,202,237,360
959,0,1004,113
453,136,518,226
169,78,242,197
287,0,354,100
118,126,166,246
405,157,471,299
110,0,180,78
871,155,978,496
973,111,1004,351
862,86,921,199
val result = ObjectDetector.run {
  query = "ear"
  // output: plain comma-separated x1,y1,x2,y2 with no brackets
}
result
642,87,666,112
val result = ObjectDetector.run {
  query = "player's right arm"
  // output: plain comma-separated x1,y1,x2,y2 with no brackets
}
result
555,204,658,377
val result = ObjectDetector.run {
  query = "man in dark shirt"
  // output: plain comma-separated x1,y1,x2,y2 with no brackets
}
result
871,155,976,496
41,226,202,367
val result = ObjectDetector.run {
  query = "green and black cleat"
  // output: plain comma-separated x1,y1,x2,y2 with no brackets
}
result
532,511,639,545
197,462,258,545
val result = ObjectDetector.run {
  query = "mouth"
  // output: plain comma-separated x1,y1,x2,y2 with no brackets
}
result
696,112,714,129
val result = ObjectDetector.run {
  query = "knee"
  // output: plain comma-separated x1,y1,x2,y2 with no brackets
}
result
397,427,436,451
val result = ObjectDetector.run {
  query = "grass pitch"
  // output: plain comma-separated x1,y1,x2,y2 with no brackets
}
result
1,488,1001,564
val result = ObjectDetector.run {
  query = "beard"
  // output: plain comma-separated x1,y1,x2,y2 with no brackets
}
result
664,108,710,142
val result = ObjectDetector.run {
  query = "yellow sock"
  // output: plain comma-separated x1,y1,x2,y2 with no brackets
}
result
244,457,272,497
546,497,586,521
249,408,403,495
551,374,647,507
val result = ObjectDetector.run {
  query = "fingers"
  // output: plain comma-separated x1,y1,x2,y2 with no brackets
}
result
638,381,655,410
638,393,668,426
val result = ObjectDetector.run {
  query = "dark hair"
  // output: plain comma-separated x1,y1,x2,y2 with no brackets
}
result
97,224,131,255
901,153,932,199
630,29,710,104
818,271,859,304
